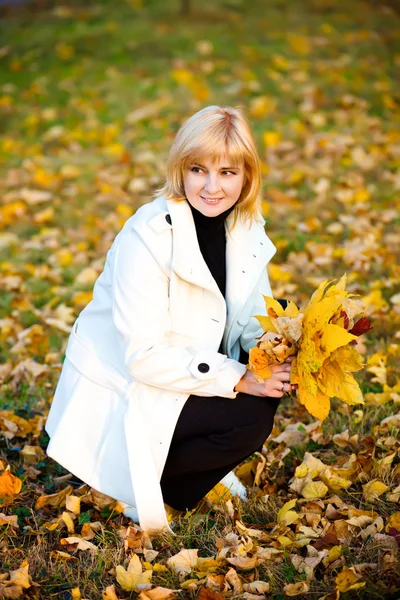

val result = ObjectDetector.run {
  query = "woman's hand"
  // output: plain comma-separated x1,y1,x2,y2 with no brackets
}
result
234,358,296,398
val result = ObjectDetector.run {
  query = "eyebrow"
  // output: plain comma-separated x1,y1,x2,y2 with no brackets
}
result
193,162,240,170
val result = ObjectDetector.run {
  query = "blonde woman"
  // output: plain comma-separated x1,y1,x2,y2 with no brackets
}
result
45,105,295,532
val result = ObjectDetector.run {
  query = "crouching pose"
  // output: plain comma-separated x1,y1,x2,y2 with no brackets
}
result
45,105,294,532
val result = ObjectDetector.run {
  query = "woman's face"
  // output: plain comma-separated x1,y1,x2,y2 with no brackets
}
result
183,154,245,217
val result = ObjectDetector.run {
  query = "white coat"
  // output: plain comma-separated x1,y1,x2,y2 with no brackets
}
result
45,195,276,532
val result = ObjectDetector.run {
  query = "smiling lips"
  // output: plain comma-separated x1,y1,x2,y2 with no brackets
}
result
200,196,223,203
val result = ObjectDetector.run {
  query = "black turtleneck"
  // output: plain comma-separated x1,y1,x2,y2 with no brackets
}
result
188,201,235,299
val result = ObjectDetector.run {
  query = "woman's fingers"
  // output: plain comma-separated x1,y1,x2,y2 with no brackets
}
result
271,363,292,373
262,378,295,397
272,372,292,382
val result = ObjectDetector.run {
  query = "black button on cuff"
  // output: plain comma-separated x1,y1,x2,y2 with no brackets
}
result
198,362,210,373
165,214,172,225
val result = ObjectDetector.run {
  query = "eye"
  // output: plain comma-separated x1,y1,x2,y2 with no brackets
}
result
190,166,203,173
222,170,236,175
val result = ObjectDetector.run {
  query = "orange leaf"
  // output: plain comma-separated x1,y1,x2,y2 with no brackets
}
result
247,347,273,382
0,467,22,499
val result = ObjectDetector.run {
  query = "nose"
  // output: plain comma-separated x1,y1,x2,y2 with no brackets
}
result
204,173,222,196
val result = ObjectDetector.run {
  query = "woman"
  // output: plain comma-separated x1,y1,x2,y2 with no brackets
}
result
45,105,295,533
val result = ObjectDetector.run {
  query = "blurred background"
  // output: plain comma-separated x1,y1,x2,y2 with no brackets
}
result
0,0,399,396
1,7,400,597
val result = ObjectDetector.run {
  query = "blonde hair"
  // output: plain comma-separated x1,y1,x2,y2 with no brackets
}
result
154,105,263,227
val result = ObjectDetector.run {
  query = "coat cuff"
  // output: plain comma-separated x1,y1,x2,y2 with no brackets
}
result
189,351,247,398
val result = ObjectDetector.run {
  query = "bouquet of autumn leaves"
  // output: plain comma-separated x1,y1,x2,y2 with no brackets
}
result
247,274,372,421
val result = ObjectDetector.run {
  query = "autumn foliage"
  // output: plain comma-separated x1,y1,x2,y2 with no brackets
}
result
248,274,373,420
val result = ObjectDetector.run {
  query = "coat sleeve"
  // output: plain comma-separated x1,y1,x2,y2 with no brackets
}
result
239,266,274,355
111,228,246,398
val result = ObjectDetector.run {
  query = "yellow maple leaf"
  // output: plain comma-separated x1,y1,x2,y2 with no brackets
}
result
294,275,366,420
317,361,364,406
335,567,366,593
115,554,152,592
205,482,232,505
297,378,331,421
301,481,329,500
315,324,357,360
362,480,389,503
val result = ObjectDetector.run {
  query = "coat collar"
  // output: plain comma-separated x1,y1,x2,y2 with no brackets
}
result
166,198,276,319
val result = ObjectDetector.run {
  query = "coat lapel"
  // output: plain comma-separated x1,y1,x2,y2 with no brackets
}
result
166,198,276,328
167,198,223,299
224,211,276,332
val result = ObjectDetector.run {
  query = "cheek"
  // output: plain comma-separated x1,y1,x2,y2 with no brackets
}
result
230,176,245,195
183,174,197,193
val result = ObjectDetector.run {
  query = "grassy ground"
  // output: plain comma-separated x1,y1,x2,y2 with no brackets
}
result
1,0,400,598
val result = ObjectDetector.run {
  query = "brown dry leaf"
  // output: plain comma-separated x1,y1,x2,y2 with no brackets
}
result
283,581,310,596
60,536,98,554
35,485,73,509
180,578,205,590
66,494,81,515
196,588,224,600
80,521,102,540
0,514,19,528
205,573,225,593
243,581,270,594
226,556,261,570
49,550,78,561
88,488,116,510
0,583,23,598
225,568,242,594
0,413,32,438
